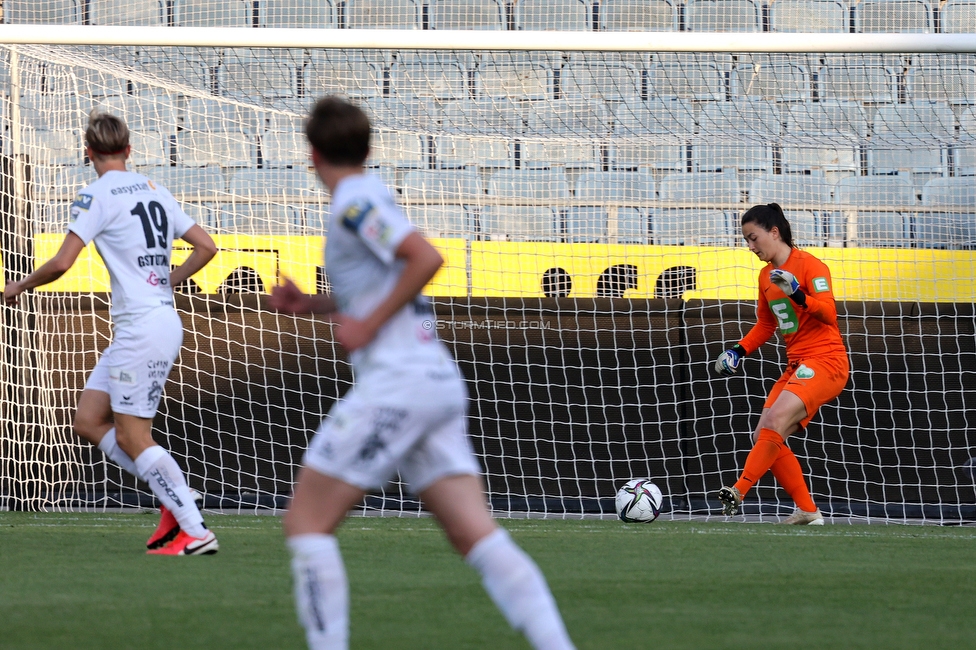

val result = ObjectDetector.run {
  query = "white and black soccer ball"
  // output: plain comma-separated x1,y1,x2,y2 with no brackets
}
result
615,478,664,523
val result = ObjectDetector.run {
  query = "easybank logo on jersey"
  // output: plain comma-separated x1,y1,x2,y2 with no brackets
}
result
146,271,169,287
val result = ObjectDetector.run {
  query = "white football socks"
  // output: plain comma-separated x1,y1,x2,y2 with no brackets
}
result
96,428,141,480
465,528,575,650
134,445,207,538
288,534,349,650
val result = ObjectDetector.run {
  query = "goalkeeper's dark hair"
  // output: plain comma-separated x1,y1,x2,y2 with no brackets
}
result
85,108,129,159
741,203,795,248
305,95,371,166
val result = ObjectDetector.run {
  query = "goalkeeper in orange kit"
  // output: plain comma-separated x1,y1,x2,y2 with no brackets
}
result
714,203,849,525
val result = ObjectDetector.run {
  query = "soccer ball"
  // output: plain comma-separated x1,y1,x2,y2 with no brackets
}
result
615,479,663,523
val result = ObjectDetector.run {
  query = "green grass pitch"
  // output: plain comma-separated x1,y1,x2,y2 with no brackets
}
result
1,513,974,649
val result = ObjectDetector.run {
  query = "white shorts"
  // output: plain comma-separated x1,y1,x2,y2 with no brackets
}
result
85,307,183,418
304,377,481,493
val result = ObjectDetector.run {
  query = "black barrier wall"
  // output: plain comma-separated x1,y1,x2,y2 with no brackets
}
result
3,294,975,520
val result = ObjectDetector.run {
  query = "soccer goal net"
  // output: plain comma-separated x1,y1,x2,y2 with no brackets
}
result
0,19,973,524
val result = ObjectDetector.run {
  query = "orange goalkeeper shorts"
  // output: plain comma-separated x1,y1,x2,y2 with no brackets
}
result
764,354,850,429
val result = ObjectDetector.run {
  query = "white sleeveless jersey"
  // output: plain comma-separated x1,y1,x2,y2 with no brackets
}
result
68,169,196,325
325,174,456,393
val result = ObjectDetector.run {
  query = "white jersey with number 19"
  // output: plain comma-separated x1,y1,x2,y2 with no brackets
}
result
68,170,196,326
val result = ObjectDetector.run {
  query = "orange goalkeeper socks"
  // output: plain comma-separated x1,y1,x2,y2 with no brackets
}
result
770,445,818,513
733,428,785,498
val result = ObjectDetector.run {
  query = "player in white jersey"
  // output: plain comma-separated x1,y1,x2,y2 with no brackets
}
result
268,96,575,650
3,110,219,555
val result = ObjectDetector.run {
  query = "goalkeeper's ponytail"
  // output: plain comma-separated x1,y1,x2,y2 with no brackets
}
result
741,203,795,248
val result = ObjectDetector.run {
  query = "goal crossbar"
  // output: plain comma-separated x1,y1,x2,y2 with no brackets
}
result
1,25,976,54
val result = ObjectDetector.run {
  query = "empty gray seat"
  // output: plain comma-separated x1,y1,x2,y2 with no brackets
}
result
599,0,679,31
692,141,772,175
609,98,696,136
440,99,525,135
769,0,849,32
306,52,386,99
566,207,646,243
90,0,165,25
854,0,934,32
647,60,726,101
873,102,956,141
560,60,642,103
698,100,782,137
345,0,422,28
816,64,897,103
519,138,602,170
434,134,514,169
4,0,80,24
685,0,762,32
401,169,483,202
368,130,428,169
941,0,976,33
651,209,732,245
487,169,572,200
428,0,505,29
782,100,869,139
403,205,471,238
525,100,608,136
866,144,947,193
919,177,976,248
27,130,84,166
177,131,256,168
390,59,469,101
174,0,252,27
260,131,308,168
575,170,656,203
781,144,859,176
834,175,915,247
514,0,592,30
219,54,300,99
906,62,976,104
259,0,336,28
479,206,560,241
731,59,811,101
185,97,264,133
476,62,554,101
659,171,741,204
129,131,170,167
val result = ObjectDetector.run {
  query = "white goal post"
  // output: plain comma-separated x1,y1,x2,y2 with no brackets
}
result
0,25,974,524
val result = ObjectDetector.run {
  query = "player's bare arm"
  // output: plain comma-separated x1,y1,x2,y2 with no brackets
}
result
333,231,443,352
268,276,338,315
169,224,217,288
3,232,86,306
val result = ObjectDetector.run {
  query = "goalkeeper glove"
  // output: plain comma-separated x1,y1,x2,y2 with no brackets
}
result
769,269,806,307
714,344,747,376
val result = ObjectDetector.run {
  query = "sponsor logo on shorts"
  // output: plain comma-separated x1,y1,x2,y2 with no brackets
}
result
110,367,137,385
355,408,406,464
795,364,816,379
147,380,163,406
147,360,170,380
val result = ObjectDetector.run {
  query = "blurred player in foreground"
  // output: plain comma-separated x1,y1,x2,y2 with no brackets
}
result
268,96,575,650
714,203,849,525
3,110,219,554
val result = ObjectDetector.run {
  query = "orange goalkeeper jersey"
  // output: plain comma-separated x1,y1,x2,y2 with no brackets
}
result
738,248,847,362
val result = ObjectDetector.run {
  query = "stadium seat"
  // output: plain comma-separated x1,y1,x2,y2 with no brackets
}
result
96,94,179,136
488,169,572,200
647,59,727,101
834,175,915,247
229,167,320,197
598,0,680,31
145,166,227,230
433,134,514,169
260,131,308,168
4,0,80,24
403,204,472,238
513,0,592,30
748,173,836,245
525,99,608,136
89,0,165,25
30,165,94,200
873,102,956,141
344,0,422,28
129,131,170,167
698,99,783,138
650,209,733,246
768,0,849,32
132,50,212,93
905,60,976,105
560,59,642,103
691,141,772,176
219,54,300,99
222,201,308,234
184,97,264,134
731,58,812,102
782,100,870,139
479,206,560,241
360,97,441,131
574,170,656,203
608,98,695,138
20,92,80,131
390,59,469,101
854,0,934,32
520,139,602,170
28,130,84,166
305,52,386,99
368,130,428,169
401,169,483,202
941,0,976,33
684,0,763,32
866,145,947,193
659,170,742,204
258,0,336,28
440,99,525,135
174,0,252,27
816,63,897,103
919,177,976,248
609,141,687,174
780,144,859,177
428,0,506,30
177,131,256,168
476,62,554,101
565,207,647,243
